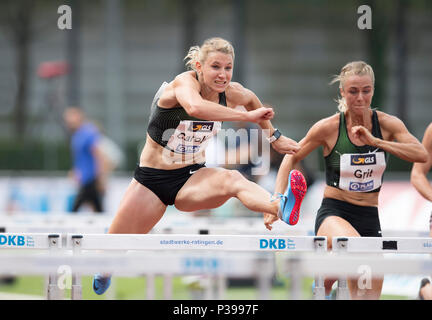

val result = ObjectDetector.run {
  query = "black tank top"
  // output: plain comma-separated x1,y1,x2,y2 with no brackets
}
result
324,110,387,193
147,81,227,150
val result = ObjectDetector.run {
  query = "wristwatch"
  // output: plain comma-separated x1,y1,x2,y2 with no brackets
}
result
267,128,282,143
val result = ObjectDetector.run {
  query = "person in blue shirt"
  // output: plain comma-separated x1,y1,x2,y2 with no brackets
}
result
63,107,108,213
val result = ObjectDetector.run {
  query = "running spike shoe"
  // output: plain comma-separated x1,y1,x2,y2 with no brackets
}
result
278,169,307,225
93,274,111,295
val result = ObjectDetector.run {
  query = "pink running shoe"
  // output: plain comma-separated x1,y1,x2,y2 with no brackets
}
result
277,169,307,225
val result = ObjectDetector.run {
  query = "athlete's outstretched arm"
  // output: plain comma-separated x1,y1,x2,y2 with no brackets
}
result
264,120,327,230
236,84,300,155
173,73,274,123
274,124,325,194
352,113,428,163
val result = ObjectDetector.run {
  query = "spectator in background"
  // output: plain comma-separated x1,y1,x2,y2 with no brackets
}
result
410,123,432,300
63,107,110,213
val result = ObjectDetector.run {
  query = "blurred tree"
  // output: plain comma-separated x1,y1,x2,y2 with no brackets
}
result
180,0,199,73
395,0,408,128
66,0,81,107
361,0,391,113
0,0,36,140
233,0,246,84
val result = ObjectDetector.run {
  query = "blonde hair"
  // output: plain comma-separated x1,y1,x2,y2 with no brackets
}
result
184,37,235,71
330,61,375,112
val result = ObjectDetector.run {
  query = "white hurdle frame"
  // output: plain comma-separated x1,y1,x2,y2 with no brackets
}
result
332,236,432,300
65,233,327,300
0,232,327,300
0,232,62,299
2,233,432,300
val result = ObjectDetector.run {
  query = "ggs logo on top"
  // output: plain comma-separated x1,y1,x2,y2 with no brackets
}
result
350,154,376,166
0,234,35,247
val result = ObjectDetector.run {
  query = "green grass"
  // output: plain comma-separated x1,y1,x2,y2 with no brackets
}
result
0,275,410,300
0,276,45,297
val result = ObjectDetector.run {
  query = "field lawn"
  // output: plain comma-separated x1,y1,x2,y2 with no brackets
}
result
0,275,409,300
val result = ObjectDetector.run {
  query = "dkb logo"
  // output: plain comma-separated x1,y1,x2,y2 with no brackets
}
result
259,238,295,250
0,235,26,247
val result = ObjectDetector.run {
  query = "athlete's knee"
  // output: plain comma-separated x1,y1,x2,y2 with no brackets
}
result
221,169,246,195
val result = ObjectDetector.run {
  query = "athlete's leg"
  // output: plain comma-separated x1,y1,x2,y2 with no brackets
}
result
174,167,278,215
419,279,432,300
317,216,383,299
317,216,359,297
108,179,167,234
94,179,167,295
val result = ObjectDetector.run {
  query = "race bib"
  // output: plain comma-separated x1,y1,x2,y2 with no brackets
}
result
166,120,221,154
339,151,386,192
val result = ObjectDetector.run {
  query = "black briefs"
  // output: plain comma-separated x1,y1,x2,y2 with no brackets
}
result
133,163,206,206
315,198,382,237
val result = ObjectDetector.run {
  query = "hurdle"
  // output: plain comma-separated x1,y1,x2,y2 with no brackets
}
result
0,232,62,299
0,214,111,234
281,251,432,299
2,233,432,300
331,236,432,300
0,233,327,300
64,233,327,300
0,213,316,236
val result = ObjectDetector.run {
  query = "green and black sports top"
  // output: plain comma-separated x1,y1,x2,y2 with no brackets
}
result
147,80,227,155
324,110,387,193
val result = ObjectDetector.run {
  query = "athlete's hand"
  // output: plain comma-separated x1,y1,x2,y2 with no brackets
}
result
351,125,379,146
246,107,274,123
263,212,279,231
271,136,301,155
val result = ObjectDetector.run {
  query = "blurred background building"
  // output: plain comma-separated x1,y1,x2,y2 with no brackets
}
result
0,0,431,217
0,0,431,299
0,0,431,171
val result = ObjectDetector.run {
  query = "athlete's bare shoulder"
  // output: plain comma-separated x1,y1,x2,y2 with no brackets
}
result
173,70,199,85
225,81,253,106
312,113,340,136
375,110,409,140
375,110,411,128
303,113,340,154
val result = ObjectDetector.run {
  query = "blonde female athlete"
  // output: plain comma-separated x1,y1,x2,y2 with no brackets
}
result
411,123,432,214
265,61,427,299
93,37,307,294
411,123,432,300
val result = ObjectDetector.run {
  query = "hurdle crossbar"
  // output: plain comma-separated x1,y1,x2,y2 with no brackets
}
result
331,236,432,300
0,233,61,249
1,251,430,277
332,236,432,253
66,233,327,252
0,251,274,277
284,252,432,277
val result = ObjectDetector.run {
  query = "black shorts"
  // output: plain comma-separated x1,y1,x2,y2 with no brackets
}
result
315,198,382,237
133,163,206,206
